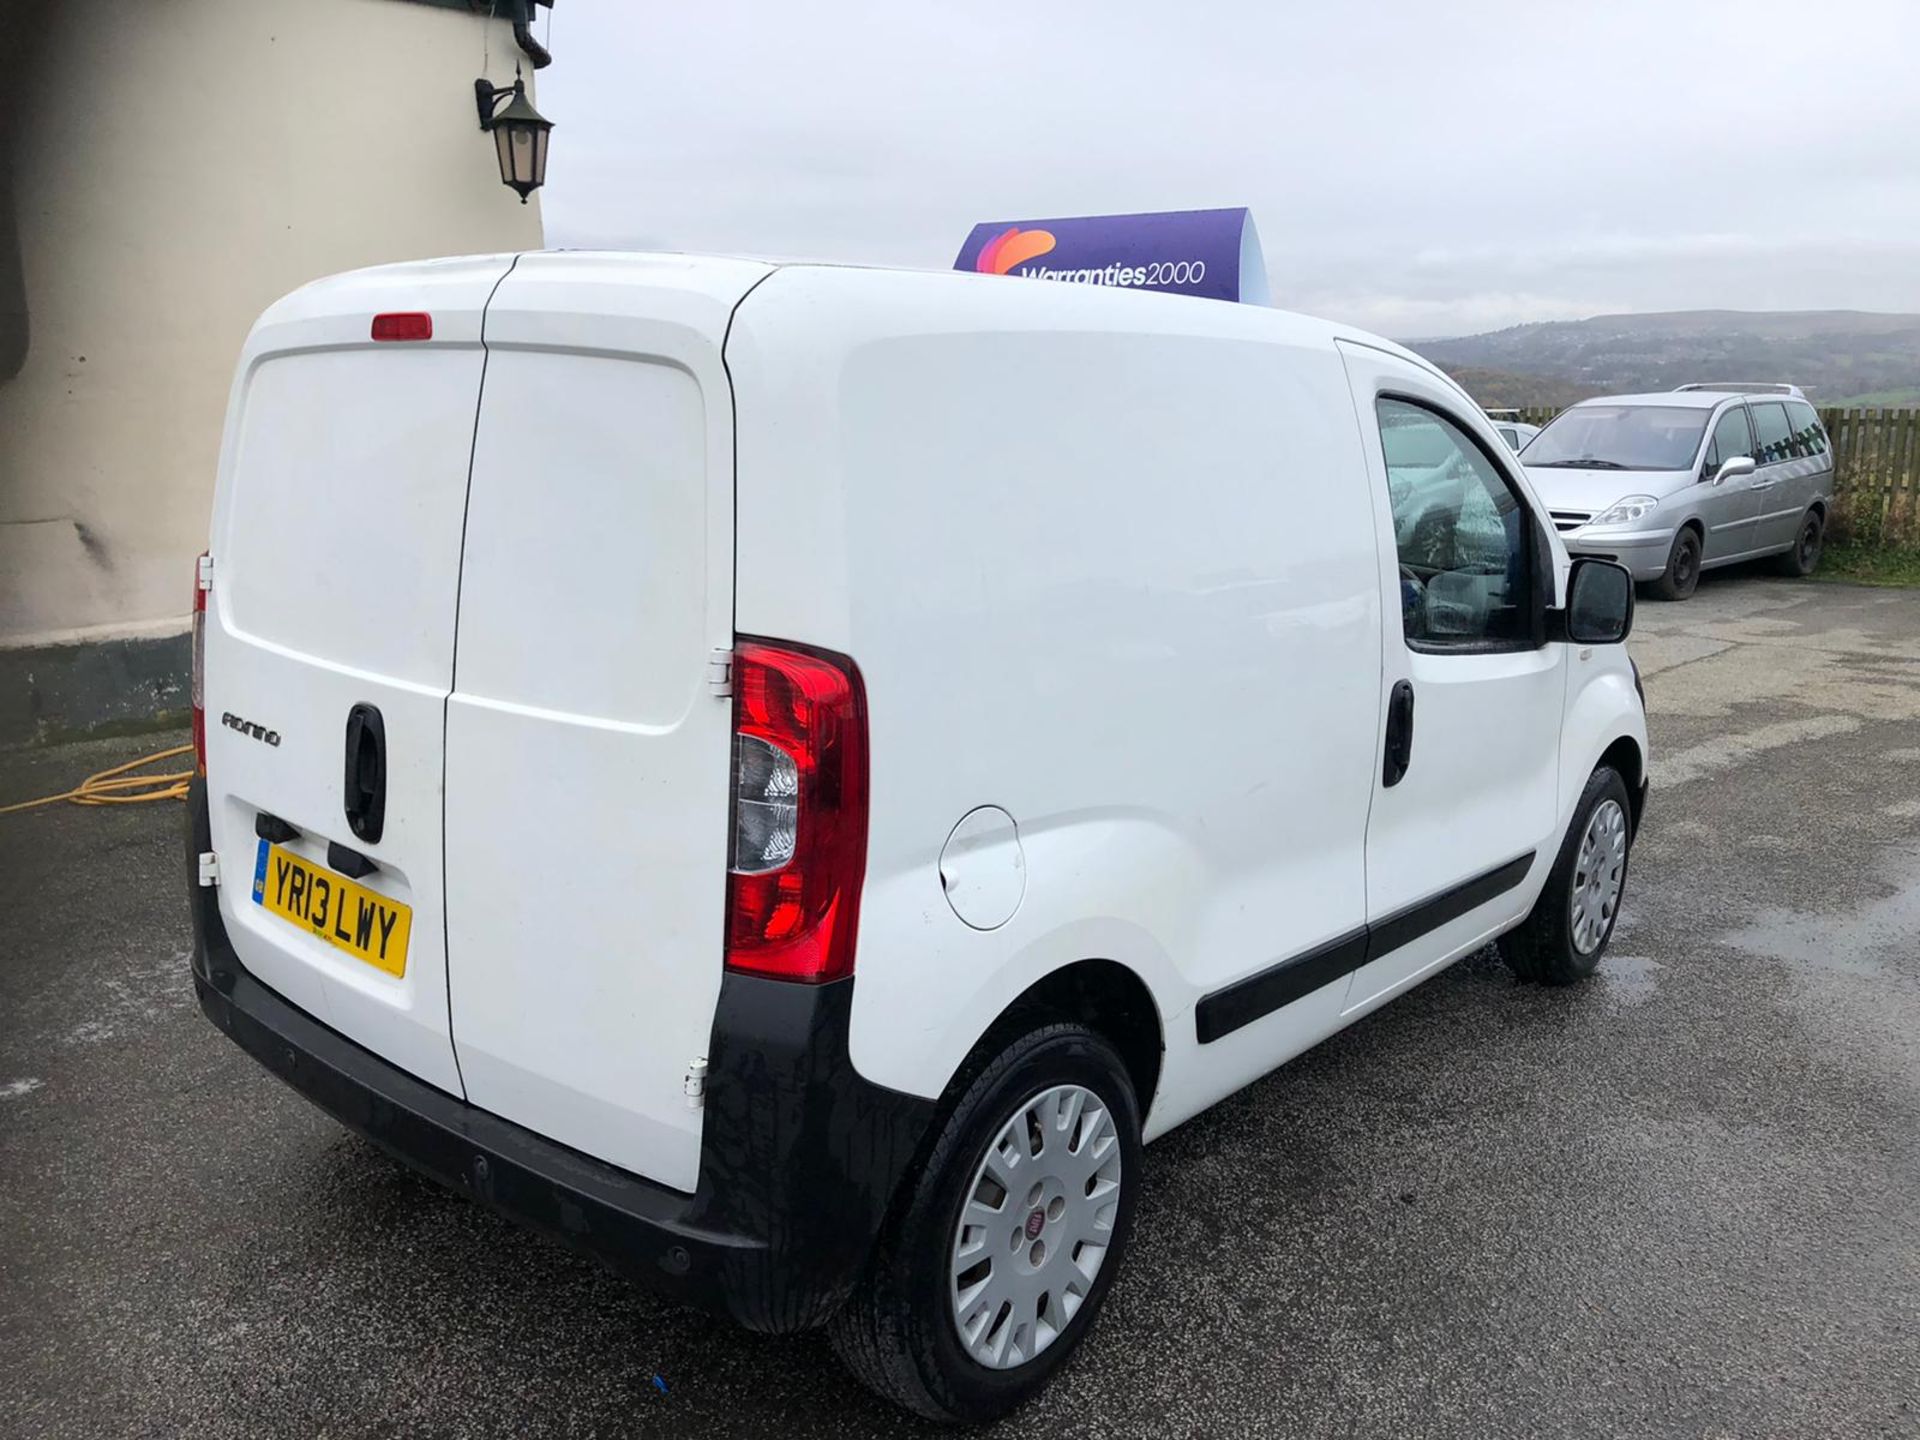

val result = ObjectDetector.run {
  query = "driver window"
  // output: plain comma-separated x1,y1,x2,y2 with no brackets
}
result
1375,398,1533,649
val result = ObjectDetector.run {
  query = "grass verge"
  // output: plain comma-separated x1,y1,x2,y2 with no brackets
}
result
1818,541,1920,587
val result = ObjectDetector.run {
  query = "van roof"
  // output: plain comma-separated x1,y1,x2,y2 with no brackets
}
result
266,248,1450,388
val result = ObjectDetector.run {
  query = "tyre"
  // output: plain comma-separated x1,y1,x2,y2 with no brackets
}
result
829,1024,1142,1424
1773,508,1825,577
1499,765,1633,986
1648,527,1701,601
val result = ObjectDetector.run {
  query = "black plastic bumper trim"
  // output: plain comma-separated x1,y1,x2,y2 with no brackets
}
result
1195,851,1537,1044
185,779,934,1333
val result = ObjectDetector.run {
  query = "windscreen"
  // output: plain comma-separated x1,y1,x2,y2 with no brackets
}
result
1525,405,1710,471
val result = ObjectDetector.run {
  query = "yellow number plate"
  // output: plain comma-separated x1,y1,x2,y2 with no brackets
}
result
251,839,412,977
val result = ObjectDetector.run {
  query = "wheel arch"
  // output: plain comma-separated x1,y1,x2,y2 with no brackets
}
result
949,958,1165,1128
858,957,1167,1278
1597,733,1647,836
1557,659,1648,845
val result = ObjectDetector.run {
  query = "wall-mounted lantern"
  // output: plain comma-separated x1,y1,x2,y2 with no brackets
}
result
474,77,553,203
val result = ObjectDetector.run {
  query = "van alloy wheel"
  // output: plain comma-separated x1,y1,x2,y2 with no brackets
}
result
1498,764,1633,985
829,1025,1140,1423
1569,798,1628,955
949,1083,1123,1370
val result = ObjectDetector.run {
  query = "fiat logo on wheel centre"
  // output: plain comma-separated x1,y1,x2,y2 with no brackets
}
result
1025,1208,1046,1240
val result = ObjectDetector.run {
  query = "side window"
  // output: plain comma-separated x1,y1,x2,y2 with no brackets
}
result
1750,401,1794,465
1781,405,1808,458
1376,397,1534,649
1704,405,1752,472
1787,400,1828,457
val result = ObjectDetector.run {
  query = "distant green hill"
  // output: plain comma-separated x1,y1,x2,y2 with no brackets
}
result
1436,366,1602,411
1408,309,1920,405
1828,388,1920,408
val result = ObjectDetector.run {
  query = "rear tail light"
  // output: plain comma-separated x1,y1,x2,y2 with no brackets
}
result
725,639,869,984
190,551,210,775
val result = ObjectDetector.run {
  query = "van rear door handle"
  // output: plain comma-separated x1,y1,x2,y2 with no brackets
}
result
1382,680,1415,788
343,703,387,845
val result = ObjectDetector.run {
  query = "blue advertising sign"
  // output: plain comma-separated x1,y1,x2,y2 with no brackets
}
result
954,207,1268,305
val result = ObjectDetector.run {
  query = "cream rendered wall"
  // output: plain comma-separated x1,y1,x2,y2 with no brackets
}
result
0,0,543,647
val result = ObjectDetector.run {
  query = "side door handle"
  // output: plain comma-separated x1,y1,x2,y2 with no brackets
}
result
1382,680,1415,788
343,703,387,844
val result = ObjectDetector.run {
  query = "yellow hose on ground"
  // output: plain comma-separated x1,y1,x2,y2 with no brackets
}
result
0,745,194,815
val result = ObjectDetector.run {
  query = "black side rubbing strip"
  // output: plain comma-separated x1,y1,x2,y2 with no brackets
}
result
1194,929,1368,1045
1364,851,1534,964
1194,851,1537,1044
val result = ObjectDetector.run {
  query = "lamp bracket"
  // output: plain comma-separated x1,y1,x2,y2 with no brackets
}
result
475,77,521,131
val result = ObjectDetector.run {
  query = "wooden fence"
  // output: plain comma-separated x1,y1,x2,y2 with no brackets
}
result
1820,408,1920,542
1506,405,1920,543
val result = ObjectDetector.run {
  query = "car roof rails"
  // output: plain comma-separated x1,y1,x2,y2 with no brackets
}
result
1483,407,1522,420
1673,382,1806,398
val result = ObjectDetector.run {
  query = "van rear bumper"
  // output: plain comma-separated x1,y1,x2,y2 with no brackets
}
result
186,782,934,1334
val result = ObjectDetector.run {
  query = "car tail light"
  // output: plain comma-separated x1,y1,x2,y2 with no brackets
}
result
190,551,210,775
725,639,869,984
370,312,433,342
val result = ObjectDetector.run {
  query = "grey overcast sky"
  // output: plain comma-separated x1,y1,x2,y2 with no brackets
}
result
534,0,1920,338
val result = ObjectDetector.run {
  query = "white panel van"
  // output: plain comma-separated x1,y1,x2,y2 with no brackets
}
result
186,252,1648,1422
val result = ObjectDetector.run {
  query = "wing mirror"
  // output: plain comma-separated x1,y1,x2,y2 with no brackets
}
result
1707,454,1755,486
1552,557,1634,645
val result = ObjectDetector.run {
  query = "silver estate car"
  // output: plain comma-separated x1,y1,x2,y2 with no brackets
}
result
1523,386,1833,600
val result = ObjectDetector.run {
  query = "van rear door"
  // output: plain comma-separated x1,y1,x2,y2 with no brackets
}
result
443,253,771,1194
203,256,514,1095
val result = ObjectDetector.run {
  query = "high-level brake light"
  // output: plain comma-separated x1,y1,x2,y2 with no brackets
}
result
371,312,433,342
